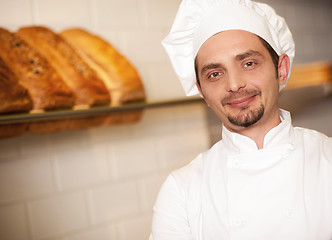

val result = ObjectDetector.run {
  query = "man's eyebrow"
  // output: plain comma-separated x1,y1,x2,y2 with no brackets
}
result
235,50,264,61
200,63,224,74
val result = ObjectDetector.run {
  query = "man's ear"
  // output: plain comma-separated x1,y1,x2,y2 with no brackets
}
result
278,54,290,86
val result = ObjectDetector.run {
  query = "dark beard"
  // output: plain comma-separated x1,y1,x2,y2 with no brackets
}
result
227,103,264,127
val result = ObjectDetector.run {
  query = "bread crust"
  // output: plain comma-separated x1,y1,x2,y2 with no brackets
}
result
60,28,145,105
0,56,33,114
17,26,110,107
0,27,75,111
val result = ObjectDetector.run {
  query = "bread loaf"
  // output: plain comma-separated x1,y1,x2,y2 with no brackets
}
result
0,56,33,114
60,28,145,106
17,26,110,107
0,28,75,111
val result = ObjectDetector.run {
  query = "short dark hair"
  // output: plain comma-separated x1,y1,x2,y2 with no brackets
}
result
258,36,279,78
194,35,279,88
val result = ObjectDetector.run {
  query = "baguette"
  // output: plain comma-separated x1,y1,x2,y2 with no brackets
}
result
0,28,75,111
17,26,110,107
60,28,145,105
0,56,33,114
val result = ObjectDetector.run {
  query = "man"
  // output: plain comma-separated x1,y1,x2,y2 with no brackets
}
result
150,0,332,239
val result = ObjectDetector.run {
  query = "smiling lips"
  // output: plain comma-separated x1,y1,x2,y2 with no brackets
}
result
227,95,257,108
222,89,261,108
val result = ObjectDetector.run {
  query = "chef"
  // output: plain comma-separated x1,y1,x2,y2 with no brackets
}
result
149,0,332,239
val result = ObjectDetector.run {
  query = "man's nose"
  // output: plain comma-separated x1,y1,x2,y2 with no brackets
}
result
225,70,246,92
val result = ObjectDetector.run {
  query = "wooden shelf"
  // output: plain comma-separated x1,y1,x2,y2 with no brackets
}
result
285,61,332,90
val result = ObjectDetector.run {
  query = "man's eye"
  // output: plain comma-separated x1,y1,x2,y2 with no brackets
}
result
208,72,222,79
244,61,255,67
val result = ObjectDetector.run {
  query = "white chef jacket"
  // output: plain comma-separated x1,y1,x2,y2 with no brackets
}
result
150,109,332,240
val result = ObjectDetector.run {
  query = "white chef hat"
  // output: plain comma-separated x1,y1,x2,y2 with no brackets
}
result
162,0,295,96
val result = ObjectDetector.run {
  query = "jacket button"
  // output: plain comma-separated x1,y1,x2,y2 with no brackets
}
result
228,159,241,169
233,161,241,168
285,210,293,219
233,217,246,227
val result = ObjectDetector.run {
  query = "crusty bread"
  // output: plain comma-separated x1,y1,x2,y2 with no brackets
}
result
60,28,145,106
0,28,75,111
17,26,110,107
0,56,33,114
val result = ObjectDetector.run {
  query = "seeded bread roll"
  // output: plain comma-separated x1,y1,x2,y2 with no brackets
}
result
0,56,33,114
60,28,145,106
17,26,110,107
0,28,75,111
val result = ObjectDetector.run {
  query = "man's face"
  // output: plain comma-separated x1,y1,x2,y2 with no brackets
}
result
196,30,284,132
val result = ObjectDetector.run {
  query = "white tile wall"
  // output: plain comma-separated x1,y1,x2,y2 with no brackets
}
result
33,0,91,28
0,0,331,240
143,62,185,100
94,0,142,28
0,136,22,160
0,104,208,240
279,0,332,64
137,172,169,211
0,0,32,29
18,134,51,156
117,214,152,240
28,192,89,239
65,224,117,240
0,156,55,205
122,30,168,64
144,0,182,27
54,145,109,190
87,181,140,224
111,137,158,179
0,204,29,240
156,128,208,169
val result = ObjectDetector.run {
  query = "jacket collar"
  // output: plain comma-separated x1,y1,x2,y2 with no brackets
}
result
221,109,295,155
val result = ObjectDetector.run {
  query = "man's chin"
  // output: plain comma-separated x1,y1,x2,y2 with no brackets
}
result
226,104,264,128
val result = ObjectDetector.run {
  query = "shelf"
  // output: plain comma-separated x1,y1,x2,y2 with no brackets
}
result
0,97,203,125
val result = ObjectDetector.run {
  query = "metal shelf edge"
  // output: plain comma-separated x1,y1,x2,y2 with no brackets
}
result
0,97,203,125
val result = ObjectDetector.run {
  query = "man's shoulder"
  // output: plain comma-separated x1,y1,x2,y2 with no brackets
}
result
293,126,332,161
171,141,223,185
293,126,331,143
171,152,205,183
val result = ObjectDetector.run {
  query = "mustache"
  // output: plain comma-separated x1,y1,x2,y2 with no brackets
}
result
222,89,261,106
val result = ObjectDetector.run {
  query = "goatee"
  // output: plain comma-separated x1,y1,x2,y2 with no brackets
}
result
227,103,264,127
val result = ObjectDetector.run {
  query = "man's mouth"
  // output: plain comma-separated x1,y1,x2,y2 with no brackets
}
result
222,90,261,108
227,95,257,108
